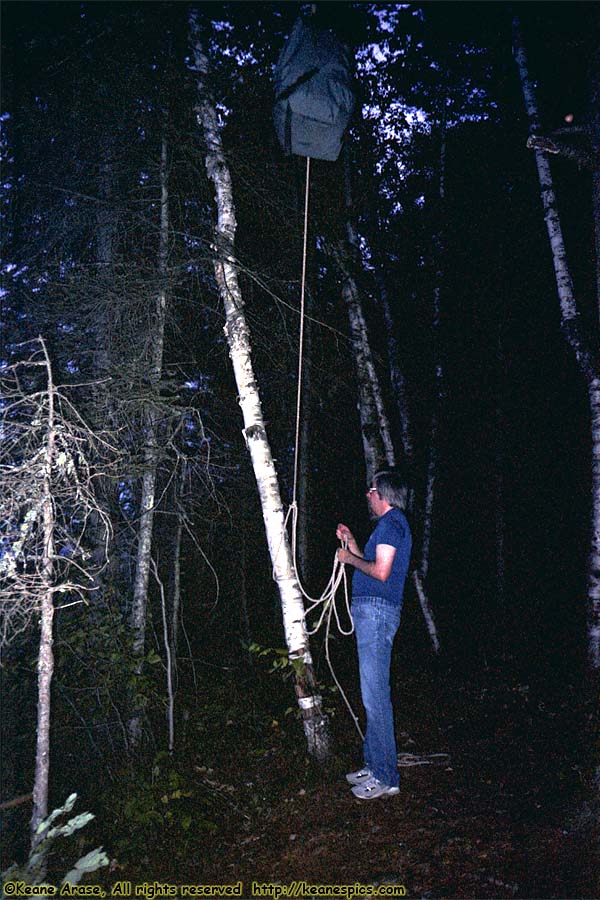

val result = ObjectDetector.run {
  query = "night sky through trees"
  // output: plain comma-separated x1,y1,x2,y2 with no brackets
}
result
1,2,599,896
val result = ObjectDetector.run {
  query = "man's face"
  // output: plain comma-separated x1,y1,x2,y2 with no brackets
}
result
366,483,384,518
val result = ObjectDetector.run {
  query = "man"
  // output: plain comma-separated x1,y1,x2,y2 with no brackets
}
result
336,469,412,800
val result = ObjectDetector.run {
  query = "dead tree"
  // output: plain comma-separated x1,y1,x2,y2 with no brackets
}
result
0,338,111,852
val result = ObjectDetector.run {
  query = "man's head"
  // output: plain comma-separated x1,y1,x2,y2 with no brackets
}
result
368,469,409,513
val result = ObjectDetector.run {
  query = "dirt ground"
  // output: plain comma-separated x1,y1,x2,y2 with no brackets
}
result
98,667,599,899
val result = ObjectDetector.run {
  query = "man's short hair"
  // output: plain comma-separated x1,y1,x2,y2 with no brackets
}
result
373,469,408,510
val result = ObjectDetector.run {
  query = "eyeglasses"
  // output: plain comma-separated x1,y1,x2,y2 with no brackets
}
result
366,487,378,495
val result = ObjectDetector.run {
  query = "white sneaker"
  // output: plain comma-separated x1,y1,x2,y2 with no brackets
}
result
351,776,400,800
345,766,372,786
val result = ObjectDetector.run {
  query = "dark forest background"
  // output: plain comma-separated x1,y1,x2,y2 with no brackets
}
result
1,1,598,895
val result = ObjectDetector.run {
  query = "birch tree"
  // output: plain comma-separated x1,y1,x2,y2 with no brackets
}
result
513,18,600,669
188,9,331,760
335,149,441,653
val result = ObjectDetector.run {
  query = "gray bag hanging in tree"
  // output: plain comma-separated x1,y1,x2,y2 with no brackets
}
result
273,16,355,162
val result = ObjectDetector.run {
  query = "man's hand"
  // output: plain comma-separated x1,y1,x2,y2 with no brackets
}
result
337,547,354,566
336,523,361,556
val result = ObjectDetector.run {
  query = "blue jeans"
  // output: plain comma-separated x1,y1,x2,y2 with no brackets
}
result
352,596,402,788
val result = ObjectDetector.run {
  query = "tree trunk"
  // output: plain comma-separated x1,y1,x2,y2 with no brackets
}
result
189,10,331,760
513,17,600,669
360,139,414,463
495,336,507,655
340,150,396,482
589,42,600,322
170,466,185,660
335,245,391,483
375,267,414,461
128,131,170,747
337,149,440,652
420,103,447,582
30,343,57,851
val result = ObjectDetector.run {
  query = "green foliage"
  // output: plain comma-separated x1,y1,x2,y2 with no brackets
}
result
109,755,217,861
243,641,303,681
243,640,338,718
1,794,108,888
54,601,164,760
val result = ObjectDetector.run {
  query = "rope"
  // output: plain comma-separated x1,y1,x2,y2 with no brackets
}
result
292,155,311,508
283,502,365,742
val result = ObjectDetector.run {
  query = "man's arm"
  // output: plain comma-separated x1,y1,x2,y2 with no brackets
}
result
338,543,396,582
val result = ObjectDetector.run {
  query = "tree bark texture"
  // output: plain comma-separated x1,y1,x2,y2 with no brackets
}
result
128,131,170,747
189,10,331,760
334,153,396,483
590,43,600,322
375,267,414,461
170,467,185,660
30,344,57,850
514,18,600,669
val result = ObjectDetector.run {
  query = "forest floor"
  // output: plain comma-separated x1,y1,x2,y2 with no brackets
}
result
84,659,599,900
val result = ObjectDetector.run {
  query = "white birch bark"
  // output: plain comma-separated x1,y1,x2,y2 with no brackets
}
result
188,11,330,759
30,344,57,850
513,18,600,669
334,244,393,483
360,143,414,462
128,132,170,747
341,154,396,478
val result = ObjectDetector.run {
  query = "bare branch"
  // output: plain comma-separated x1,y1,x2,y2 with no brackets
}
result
526,134,595,170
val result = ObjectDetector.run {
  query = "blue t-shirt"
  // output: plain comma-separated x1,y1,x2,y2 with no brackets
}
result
352,508,412,605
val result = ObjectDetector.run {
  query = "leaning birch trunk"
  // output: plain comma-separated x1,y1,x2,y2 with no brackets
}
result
340,152,396,479
128,132,170,748
339,151,440,652
30,347,58,851
513,18,600,669
336,245,440,651
360,144,414,461
333,241,392,483
189,11,330,760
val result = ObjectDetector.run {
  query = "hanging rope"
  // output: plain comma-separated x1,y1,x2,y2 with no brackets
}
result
292,155,311,508
282,156,364,741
